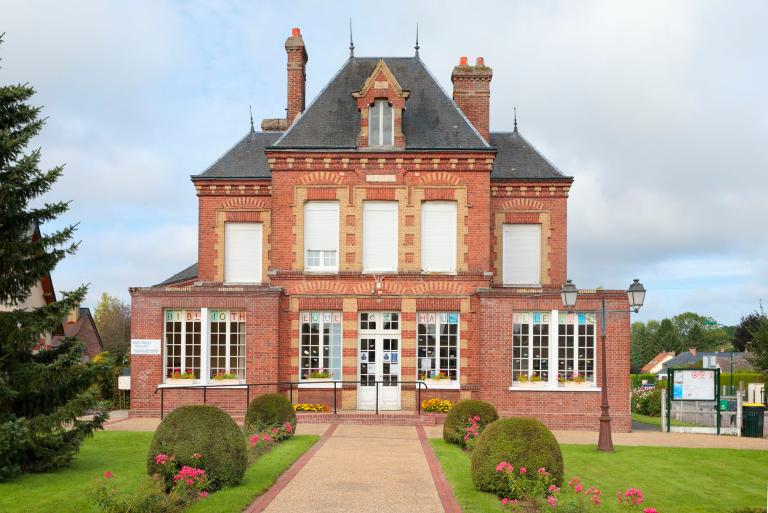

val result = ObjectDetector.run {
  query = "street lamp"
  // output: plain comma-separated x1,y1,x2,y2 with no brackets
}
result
560,278,647,452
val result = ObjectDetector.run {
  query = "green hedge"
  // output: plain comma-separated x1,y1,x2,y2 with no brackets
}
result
147,405,247,491
244,393,297,434
442,400,498,446
632,372,766,387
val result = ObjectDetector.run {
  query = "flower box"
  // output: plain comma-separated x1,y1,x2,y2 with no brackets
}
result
515,380,548,388
165,378,195,386
562,381,593,388
210,379,241,386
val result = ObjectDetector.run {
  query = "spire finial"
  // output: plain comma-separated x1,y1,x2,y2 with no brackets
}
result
349,18,355,57
414,22,420,57
249,105,255,133
513,107,518,131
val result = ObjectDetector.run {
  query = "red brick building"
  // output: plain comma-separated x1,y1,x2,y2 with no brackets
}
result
129,28,632,431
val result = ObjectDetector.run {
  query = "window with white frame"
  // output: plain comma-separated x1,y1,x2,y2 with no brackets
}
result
304,201,339,272
209,310,246,380
164,310,201,380
224,222,262,283
502,224,541,286
363,201,398,272
512,312,550,383
417,312,459,381
300,312,342,381
558,312,596,384
421,201,456,273
369,99,393,146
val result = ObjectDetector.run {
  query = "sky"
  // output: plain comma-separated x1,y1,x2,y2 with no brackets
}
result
2,0,767,325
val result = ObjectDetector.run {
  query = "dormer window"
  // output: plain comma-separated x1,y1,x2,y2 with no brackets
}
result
369,100,393,147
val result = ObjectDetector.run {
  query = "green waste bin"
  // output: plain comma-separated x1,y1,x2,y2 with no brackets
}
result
742,403,765,438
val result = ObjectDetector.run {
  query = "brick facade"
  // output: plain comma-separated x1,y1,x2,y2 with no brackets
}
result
129,29,633,432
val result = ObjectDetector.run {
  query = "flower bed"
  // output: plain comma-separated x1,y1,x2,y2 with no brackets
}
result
421,398,454,413
293,403,329,412
249,422,294,457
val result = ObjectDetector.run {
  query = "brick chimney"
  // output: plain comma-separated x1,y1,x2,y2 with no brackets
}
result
689,347,697,356
451,56,492,141
285,27,308,125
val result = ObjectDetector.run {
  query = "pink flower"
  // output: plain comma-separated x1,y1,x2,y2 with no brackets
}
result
192,453,203,460
643,509,658,513
518,467,527,475
263,434,271,442
199,491,209,498
547,495,557,506
548,485,560,493
272,428,279,434
501,498,509,505
154,453,168,465
495,461,514,473
574,484,583,493
473,415,481,422
103,471,113,479
284,422,293,433
250,434,260,445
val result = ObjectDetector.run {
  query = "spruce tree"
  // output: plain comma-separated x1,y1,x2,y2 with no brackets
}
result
0,35,107,479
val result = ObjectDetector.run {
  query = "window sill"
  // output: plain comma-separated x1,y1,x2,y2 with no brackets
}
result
298,381,340,389
303,270,339,275
422,381,461,390
159,382,248,389
501,284,542,288
509,386,601,392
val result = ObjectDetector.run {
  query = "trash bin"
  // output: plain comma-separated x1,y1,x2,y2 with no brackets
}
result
742,403,766,438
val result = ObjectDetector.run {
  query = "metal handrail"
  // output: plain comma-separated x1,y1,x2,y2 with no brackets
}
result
154,380,430,419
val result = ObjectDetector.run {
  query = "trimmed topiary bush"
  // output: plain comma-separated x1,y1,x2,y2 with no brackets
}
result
471,416,563,495
147,405,247,491
244,393,297,434
442,399,499,445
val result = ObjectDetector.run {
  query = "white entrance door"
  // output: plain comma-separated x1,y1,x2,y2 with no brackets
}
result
357,312,401,411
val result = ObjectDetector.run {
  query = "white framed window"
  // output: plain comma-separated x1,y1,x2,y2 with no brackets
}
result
512,312,550,382
300,311,342,381
209,310,246,380
363,201,398,272
558,312,596,384
421,201,456,273
224,222,262,283
503,224,541,286
164,310,202,380
304,201,339,272
417,312,459,382
369,99,393,146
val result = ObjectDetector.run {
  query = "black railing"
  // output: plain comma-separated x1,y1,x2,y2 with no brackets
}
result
154,380,429,420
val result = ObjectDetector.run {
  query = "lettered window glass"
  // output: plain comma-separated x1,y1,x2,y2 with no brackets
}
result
558,312,596,384
417,312,459,381
209,311,246,380
512,312,550,382
164,310,201,380
300,312,342,380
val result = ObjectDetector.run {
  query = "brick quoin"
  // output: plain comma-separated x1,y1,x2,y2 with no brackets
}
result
129,28,633,431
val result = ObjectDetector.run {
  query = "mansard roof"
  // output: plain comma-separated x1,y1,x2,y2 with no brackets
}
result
273,57,490,150
194,131,280,180
489,130,570,181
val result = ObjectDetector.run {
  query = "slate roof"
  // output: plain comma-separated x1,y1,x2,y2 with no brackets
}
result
274,57,489,150
489,130,569,180
194,131,280,180
156,263,198,286
660,351,747,372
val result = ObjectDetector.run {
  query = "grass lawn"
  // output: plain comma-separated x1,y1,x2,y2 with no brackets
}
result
431,439,768,513
632,412,696,427
0,431,318,513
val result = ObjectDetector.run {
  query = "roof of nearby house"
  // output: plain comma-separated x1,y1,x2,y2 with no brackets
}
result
274,57,489,150
661,350,747,371
191,57,571,182
156,263,198,287
59,307,103,351
194,131,280,180
640,351,675,374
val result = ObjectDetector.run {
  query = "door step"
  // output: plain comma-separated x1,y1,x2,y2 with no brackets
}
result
297,411,447,426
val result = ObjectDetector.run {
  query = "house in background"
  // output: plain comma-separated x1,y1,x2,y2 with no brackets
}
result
659,347,753,378
640,351,675,375
130,28,633,431
54,307,104,362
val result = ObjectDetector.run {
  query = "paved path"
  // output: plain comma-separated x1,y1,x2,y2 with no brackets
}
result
253,424,450,513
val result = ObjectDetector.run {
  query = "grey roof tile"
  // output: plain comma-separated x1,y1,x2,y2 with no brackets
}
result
156,263,198,287
194,131,281,180
274,57,489,150
489,130,571,180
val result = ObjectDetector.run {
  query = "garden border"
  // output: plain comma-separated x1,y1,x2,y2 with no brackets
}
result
416,425,462,513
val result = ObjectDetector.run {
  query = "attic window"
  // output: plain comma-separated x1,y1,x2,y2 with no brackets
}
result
369,100,393,146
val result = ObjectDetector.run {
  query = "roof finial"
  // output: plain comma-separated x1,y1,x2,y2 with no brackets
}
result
249,105,255,133
349,18,355,58
513,107,518,131
414,22,420,57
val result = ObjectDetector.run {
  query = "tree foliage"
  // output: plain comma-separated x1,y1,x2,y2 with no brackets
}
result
0,35,107,479
745,305,768,379
734,308,766,352
93,292,130,356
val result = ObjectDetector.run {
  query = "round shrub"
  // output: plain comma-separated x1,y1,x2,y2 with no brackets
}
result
442,399,499,445
470,416,563,495
244,393,296,433
147,405,247,491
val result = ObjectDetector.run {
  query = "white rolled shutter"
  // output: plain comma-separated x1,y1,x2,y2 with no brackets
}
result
224,223,262,283
363,201,398,272
304,201,339,269
502,224,541,285
421,201,456,272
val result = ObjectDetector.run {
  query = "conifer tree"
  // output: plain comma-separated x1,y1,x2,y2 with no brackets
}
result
0,35,107,479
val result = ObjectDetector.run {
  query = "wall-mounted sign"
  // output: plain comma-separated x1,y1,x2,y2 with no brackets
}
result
131,338,161,355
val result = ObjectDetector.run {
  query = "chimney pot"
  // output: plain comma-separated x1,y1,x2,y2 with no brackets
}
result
292,27,301,37
459,56,468,66
285,28,308,125
476,56,484,66
451,57,493,141
689,347,697,356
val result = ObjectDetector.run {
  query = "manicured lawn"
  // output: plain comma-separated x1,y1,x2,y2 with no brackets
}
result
0,431,318,513
632,412,696,427
431,439,768,513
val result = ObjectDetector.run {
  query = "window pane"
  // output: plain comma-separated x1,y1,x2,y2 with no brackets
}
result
300,311,342,380
382,101,392,145
370,102,381,145
417,312,458,380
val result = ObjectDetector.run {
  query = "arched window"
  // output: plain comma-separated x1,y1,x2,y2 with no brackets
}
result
369,100,393,146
